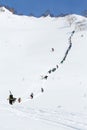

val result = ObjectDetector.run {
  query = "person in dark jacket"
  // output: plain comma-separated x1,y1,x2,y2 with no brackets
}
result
8,91,16,105
41,88,44,93
30,92,34,99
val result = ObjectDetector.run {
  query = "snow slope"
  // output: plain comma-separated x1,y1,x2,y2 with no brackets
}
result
0,7,87,130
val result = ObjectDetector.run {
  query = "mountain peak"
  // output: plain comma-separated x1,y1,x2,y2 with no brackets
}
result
0,6,13,15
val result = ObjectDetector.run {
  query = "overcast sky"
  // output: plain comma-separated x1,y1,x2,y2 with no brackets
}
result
0,0,87,16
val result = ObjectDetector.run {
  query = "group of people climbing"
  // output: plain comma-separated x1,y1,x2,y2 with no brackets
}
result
8,48,55,105
41,64,59,80
8,31,75,105
8,87,44,105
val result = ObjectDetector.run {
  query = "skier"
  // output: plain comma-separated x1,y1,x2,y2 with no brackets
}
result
18,97,22,103
48,70,51,74
56,65,59,69
8,91,16,105
41,88,44,93
44,75,48,79
51,48,54,52
52,68,56,72
30,93,34,99
41,75,48,80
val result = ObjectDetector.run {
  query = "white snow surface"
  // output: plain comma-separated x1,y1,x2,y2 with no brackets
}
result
0,8,87,130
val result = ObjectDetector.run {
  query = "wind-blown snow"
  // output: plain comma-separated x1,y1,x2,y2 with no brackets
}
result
0,7,87,130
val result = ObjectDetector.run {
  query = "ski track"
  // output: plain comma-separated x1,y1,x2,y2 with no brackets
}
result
10,106,87,130
1,101,87,130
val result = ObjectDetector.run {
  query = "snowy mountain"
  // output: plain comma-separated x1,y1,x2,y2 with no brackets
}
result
0,7,87,130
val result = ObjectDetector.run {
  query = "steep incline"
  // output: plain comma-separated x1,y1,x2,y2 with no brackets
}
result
0,8,87,130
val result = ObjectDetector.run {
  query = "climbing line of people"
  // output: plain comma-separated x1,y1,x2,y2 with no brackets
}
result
40,31,75,81
8,88,44,105
41,64,59,80
8,31,75,105
60,30,75,64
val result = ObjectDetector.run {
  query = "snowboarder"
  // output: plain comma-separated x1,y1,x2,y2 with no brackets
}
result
8,91,16,105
